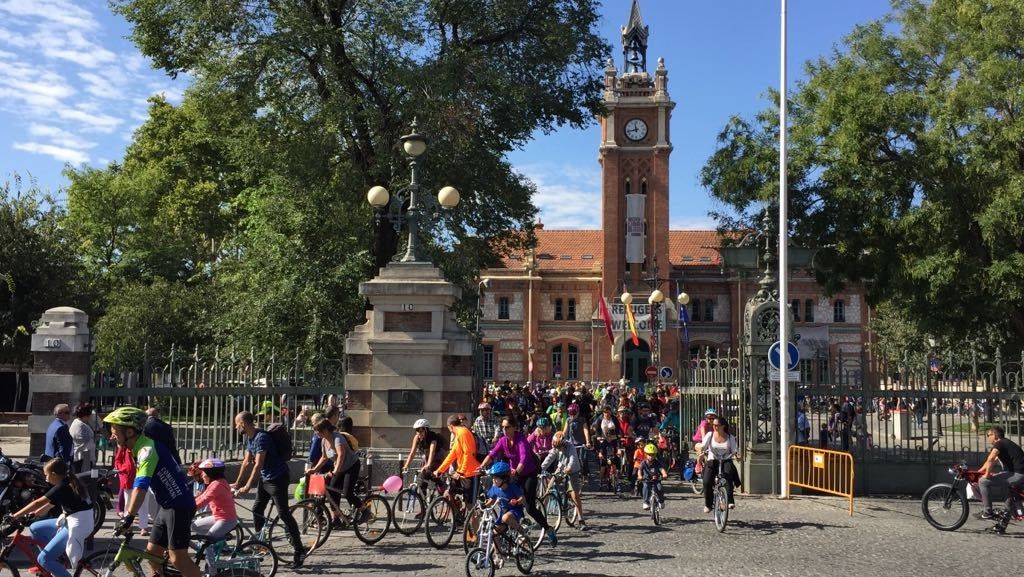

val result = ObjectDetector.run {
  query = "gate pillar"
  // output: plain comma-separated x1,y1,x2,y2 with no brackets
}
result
345,262,475,449
28,307,92,456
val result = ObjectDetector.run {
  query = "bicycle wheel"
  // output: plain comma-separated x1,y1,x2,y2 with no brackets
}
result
920,483,968,531
353,495,391,545
425,495,457,549
540,493,562,533
713,483,729,532
519,512,546,552
269,500,325,556
74,550,125,577
462,506,483,553
651,499,662,526
212,568,263,577
566,498,581,527
234,540,278,577
392,487,427,536
88,499,106,540
690,477,704,495
465,547,495,577
513,531,534,574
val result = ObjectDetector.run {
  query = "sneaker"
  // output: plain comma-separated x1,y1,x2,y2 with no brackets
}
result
703,506,711,514
292,549,306,569
642,502,650,510
578,521,589,531
355,507,372,525
546,531,558,547
980,509,998,520
728,503,736,510
330,518,345,530
988,524,1007,535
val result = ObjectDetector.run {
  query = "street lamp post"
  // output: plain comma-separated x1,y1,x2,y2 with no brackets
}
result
367,119,460,263
620,290,633,391
677,290,690,456
474,279,490,402
642,260,670,382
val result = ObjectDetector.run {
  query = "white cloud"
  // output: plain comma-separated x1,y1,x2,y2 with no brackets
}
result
28,123,96,151
55,106,122,133
13,141,88,164
516,162,602,229
0,61,75,108
0,0,98,31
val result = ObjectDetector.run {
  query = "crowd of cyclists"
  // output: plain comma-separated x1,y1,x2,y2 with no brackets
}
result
5,381,747,577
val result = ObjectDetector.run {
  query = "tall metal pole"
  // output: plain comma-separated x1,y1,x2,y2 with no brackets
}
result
778,0,791,498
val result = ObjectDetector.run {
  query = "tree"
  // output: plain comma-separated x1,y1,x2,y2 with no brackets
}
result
0,175,88,364
701,0,1024,351
113,0,609,268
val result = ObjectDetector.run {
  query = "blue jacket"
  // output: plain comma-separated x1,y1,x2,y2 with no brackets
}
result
44,418,72,461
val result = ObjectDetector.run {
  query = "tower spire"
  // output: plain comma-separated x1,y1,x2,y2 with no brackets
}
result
621,0,649,73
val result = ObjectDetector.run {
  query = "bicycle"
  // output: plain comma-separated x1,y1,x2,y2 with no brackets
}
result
707,464,733,533
464,499,533,577
595,438,627,497
73,530,261,577
229,489,317,563
392,470,443,536
191,530,277,577
640,477,664,526
538,473,580,533
0,515,81,577
425,473,483,550
287,473,390,551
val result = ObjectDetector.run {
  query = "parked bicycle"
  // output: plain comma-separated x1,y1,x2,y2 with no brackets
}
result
922,463,1024,531
464,499,533,577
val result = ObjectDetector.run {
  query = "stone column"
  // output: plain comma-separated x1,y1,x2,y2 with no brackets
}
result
29,307,92,456
345,263,475,449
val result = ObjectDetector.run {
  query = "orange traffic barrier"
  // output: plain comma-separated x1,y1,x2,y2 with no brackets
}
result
787,445,854,516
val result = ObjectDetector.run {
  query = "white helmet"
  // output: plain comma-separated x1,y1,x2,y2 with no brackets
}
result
413,418,430,430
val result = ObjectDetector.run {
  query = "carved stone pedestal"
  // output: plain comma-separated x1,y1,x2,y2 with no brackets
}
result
345,263,474,448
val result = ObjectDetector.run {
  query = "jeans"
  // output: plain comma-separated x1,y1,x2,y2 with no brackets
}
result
520,474,551,530
641,479,664,505
253,477,302,553
31,511,91,577
702,459,738,509
978,471,1024,514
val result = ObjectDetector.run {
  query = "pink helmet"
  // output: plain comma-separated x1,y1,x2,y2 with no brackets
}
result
567,403,579,416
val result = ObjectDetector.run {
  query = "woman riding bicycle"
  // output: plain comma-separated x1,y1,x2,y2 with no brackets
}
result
401,418,448,495
699,417,740,513
310,418,365,528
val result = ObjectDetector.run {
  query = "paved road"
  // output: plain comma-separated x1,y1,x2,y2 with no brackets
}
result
74,483,1011,577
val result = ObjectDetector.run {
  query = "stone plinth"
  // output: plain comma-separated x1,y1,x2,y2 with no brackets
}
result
29,307,92,456
345,262,475,448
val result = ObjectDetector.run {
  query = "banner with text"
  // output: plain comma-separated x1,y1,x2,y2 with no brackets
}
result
604,302,667,333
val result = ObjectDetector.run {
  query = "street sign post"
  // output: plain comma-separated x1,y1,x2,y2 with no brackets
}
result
768,341,800,371
768,369,800,381
644,365,658,380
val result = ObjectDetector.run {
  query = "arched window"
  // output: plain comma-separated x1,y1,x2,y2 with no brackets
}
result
790,299,801,322
641,179,648,194
551,346,563,379
833,299,846,323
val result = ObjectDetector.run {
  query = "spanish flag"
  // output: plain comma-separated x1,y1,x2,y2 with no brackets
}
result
625,300,640,346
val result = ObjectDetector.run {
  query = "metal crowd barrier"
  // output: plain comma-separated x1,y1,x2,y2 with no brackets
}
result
787,444,855,516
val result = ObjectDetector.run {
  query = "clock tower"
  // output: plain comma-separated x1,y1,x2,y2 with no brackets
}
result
598,0,675,379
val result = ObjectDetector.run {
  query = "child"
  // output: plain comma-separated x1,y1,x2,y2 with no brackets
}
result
192,458,238,568
113,440,150,535
630,436,647,496
638,443,668,511
484,462,525,534
12,458,95,577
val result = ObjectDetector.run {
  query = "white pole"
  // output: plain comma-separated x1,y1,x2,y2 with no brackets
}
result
778,0,790,498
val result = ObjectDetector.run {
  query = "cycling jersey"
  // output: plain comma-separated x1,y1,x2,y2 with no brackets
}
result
132,435,193,509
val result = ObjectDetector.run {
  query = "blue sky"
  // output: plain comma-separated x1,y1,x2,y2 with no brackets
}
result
1,0,894,229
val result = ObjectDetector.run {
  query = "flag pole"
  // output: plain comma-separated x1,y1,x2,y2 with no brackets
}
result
778,0,791,499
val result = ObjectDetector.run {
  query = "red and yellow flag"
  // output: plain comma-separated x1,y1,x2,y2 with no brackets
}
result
625,301,640,346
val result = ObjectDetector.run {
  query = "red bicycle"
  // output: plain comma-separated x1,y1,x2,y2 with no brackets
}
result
0,516,89,577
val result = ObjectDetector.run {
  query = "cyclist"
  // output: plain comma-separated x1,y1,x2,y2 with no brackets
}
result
483,462,525,536
480,417,558,545
306,407,341,475
191,458,238,568
527,417,555,474
232,410,306,568
309,418,365,529
11,458,94,577
401,418,448,496
638,443,668,511
432,414,482,519
104,406,200,577
595,407,622,487
472,403,501,447
540,432,588,530
978,425,1024,533
692,408,717,454
563,403,592,481
630,403,660,444
699,417,740,513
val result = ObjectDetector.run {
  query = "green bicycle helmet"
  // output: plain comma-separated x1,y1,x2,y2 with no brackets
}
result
103,406,147,431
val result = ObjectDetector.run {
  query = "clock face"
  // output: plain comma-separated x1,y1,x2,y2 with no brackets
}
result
624,118,648,141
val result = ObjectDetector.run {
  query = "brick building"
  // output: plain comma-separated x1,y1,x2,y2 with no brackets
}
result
477,1,869,386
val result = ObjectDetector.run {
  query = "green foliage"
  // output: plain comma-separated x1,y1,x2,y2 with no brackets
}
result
0,175,87,364
701,0,1024,351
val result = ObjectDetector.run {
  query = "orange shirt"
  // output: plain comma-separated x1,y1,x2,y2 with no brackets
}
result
434,425,481,477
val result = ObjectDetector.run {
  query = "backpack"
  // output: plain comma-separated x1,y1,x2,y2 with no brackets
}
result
340,431,360,451
472,430,490,461
266,423,294,461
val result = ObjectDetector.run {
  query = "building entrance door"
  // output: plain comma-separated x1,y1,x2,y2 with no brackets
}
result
623,339,652,390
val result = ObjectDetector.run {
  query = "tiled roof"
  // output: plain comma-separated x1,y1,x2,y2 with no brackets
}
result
493,229,725,271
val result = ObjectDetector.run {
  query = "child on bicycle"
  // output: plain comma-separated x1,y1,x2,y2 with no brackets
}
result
638,443,668,511
191,458,238,567
11,458,95,577
540,432,588,530
484,462,524,534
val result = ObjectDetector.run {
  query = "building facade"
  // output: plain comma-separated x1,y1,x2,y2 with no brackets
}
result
478,2,869,386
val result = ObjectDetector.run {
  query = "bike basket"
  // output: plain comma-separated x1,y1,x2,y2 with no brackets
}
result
308,474,327,496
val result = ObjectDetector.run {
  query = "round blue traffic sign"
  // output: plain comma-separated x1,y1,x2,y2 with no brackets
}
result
659,366,673,379
768,341,800,371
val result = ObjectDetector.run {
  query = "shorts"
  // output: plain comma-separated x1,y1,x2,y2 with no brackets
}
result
150,505,197,551
566,472,582,495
